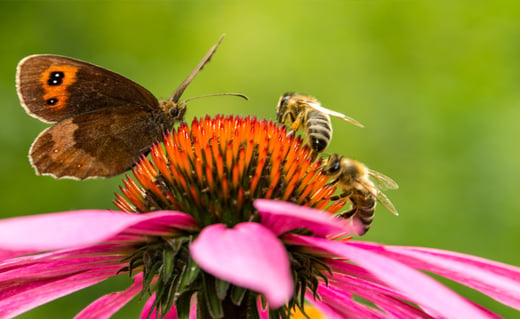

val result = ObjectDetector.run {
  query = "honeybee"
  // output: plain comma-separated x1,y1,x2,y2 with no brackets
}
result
322,154,399,235
276,92,364,153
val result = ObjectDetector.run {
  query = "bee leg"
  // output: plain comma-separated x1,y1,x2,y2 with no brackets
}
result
281,113,298,137
328,190,352,201
324,176,341,187
338,208,356,218
309,150,319,161
291,112,304,132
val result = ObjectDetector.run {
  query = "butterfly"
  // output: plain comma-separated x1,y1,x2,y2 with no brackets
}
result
17,35,228,180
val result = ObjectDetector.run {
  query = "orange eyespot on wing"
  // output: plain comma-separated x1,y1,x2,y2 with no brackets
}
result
39,65,79,111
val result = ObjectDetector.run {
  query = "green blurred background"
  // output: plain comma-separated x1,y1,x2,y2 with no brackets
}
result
1,1,519,317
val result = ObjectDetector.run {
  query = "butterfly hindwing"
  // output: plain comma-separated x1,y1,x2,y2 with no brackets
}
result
30,105,163,179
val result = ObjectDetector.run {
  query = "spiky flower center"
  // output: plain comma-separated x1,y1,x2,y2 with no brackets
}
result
114,115,346,318
116,115,345,224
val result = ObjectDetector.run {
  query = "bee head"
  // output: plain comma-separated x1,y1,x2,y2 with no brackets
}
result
323,154,342,176
276,92,295,122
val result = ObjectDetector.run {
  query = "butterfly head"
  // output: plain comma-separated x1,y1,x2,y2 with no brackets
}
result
160,99,187,123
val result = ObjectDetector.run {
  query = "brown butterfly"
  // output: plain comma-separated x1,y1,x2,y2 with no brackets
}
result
17,35,231,180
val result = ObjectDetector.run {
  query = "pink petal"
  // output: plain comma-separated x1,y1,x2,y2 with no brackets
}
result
328,274,439,318
254,199,361,237
0,266,120,318
189,297,197,319
0,244,124,278
190,223,293,308
257,295,269,319
140,293,180,319
287,234,496,319
350,242,520,311
0,255,122,281
317,284,387,319
305,295,345,319
0,210,197,253
75,273,143,319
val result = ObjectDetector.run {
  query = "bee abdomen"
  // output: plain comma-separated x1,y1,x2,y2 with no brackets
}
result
340,192,376,235
305,110,332,152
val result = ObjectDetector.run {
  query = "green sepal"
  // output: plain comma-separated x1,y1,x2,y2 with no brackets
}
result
175,290,196,319
230,285,247,305
202,273,223,318
177,253,200,291
215,278,230,300
246,294,260,319
160,246,176,283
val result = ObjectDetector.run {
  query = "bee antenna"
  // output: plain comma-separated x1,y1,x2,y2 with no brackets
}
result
183,93,249,104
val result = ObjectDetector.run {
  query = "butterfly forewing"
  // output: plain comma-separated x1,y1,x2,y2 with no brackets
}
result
17,55,159,123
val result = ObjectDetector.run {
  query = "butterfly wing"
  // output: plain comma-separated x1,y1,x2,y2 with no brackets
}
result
16,55,159,123
29,105,164,179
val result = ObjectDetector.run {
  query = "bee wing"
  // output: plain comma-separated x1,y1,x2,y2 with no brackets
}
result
358,178,399,216
373,189,399,216
304,101,364,128
368,169,399,190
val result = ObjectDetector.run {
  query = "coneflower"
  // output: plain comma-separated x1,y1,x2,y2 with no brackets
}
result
0,115,519,318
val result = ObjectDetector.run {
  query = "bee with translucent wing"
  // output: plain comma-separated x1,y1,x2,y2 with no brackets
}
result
322,154,399,235
276,92,364,154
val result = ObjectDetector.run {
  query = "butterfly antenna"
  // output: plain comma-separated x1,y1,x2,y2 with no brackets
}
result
183,92,249,104
170,34,225,103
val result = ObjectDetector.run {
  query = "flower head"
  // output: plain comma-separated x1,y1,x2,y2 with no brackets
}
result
0,115,519,318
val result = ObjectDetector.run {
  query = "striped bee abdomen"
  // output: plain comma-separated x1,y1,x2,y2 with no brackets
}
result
339,190,376,235
305,110,332,152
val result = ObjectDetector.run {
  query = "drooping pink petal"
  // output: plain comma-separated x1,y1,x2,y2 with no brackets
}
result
0,244,125,279
189,298,198,319
0,266,121,318
349,242,520,311
317,284,387,319
190,223,293,308
328,273,441,318
257,295,269,319
0,255,122,281
325,257,454,318
75,273,144,319
254,199,361,237
0,210,197,253
139,293,179,319
286,234,496,319
324,257,385,285
305,295,345,319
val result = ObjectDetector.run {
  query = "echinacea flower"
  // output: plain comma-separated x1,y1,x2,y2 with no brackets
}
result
0,115,519,318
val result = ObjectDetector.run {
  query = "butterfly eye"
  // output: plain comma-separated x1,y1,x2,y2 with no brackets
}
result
47,71,64,86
